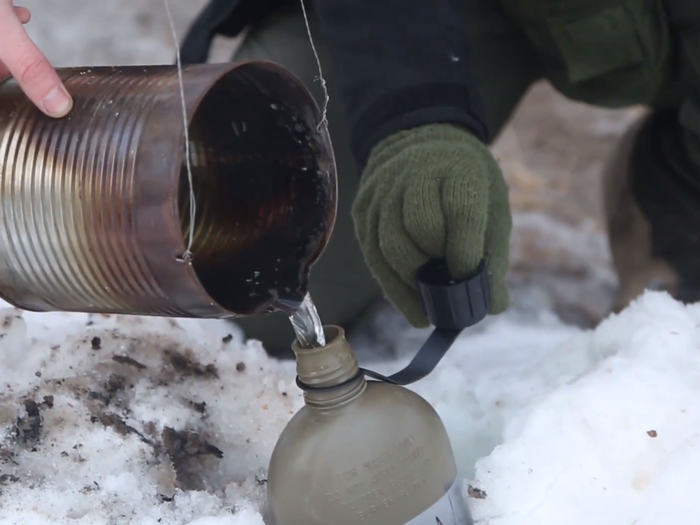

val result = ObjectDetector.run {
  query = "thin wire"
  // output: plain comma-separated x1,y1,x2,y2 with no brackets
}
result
163,0,196,263
299,0,329,131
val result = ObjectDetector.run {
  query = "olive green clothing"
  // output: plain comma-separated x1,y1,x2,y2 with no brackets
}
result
232,0,700,356
627,0,700,298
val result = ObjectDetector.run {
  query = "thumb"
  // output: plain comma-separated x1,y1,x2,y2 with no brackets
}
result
0,3,72,118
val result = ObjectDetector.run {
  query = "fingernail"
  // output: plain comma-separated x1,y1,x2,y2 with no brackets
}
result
41,86,73,117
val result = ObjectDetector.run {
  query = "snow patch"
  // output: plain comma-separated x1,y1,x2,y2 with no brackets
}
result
0,291,697,524
470,292,700,524
0,306,299,523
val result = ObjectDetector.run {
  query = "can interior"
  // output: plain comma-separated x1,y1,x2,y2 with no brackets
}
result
178,64,336,315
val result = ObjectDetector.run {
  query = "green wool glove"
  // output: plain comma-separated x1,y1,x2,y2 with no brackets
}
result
352,123,512,328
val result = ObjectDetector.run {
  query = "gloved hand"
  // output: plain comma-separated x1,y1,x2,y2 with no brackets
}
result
352,123,512,327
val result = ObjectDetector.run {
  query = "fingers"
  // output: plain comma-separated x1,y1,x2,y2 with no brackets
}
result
0,7,31,79
483,174,513,313
352,184,430,328
441,169,489,280
403,172,446,258
0,2,72,117
14,6,30,24
378,178,431,289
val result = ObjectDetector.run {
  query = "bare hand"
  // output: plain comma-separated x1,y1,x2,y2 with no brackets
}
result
0,2,73,117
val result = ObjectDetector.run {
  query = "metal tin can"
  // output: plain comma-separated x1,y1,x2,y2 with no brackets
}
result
0,61,337,318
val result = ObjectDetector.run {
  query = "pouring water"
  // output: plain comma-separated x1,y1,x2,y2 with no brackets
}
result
288,293,326,348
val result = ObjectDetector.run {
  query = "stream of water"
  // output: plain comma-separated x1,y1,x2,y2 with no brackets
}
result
289,293,326,348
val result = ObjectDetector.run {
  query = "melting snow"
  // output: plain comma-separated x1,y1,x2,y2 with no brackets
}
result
0,291,697,524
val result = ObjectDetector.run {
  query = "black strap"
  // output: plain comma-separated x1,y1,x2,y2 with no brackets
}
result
360,328,463,385
296,258,491,391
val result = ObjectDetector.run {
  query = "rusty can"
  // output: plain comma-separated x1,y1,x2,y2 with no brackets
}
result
0,62,337,318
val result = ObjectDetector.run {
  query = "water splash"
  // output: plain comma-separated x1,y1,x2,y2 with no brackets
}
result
289,293,326,348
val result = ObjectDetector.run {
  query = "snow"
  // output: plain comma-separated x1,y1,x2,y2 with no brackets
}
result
0,308,297,524
20,0,239,69
469,292,700,524
0,291,697,524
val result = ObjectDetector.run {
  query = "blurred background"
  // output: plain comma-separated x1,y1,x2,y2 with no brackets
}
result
21,0,645,329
